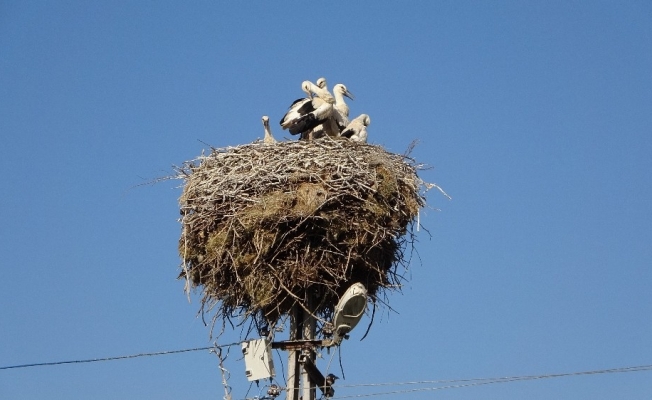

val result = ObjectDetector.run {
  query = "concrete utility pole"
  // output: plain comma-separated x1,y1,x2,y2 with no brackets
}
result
286,306,300,400
269,283,367,400
282,296,317,400
301,294,316,400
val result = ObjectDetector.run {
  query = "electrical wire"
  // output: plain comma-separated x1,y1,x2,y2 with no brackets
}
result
212,343,234,400
0,342,242,371
3,342,651,399
338,363,652,388
334,364,652,398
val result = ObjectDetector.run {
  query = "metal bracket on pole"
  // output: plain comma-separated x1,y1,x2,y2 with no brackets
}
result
298,355,336,398
271,339,332,351
298,354,324,392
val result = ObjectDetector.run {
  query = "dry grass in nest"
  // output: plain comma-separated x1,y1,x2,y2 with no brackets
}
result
175,137,439,335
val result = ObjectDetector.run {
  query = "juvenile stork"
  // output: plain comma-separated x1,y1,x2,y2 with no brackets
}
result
316,77,328,90
279,80,335,138
299,81,353,139
302,77,339,139
332,83,354,132
341,114,371,143
261,115,276,144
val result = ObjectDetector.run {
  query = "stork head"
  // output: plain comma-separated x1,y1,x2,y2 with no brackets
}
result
316,77,328,89
334,84,354,100
360,114,371,126
301,80,314,99
262,115,270,125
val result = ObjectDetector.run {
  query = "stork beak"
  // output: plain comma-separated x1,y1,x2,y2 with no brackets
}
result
344,90,355,100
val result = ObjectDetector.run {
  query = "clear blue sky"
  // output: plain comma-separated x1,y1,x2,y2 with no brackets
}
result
2,1,651,399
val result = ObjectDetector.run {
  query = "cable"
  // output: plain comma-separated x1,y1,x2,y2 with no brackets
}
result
323,347,337,377
0,342,242,371
338,363,652,388
335,364,652,398
212,344,233,400
3,341,651,399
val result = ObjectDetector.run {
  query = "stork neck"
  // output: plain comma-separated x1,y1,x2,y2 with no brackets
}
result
333,91,345,105
309,82,335,104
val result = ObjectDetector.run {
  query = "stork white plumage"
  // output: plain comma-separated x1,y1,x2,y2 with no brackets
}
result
279,80,335,138
261,115,276,144
301,80,353,139
332,83,354,132
341,114,371,143
303,80,335,105
316,77,328,90
304,78,341,139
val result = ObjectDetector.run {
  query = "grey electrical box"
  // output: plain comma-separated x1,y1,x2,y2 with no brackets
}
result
242,338,275,381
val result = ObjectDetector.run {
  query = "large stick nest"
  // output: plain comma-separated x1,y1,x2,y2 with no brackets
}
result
176,138,432,334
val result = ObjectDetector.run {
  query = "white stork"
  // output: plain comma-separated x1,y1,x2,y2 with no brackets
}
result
303,77,341,139
341,114,370,143
331,83,354,132
297,81,353,139
261,115,276,144
279,80,335,138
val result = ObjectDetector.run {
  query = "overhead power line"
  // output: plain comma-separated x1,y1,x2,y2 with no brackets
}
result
0,342,241,371
3,343,651,399
334,364,652,398
339,363,652,388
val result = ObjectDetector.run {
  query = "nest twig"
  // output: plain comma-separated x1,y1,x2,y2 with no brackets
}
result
175,137,435,336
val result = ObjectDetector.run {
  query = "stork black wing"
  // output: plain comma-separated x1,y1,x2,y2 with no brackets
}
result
279,98,313,126
340,127,354,138
296,99,316,115
288,113,326,135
